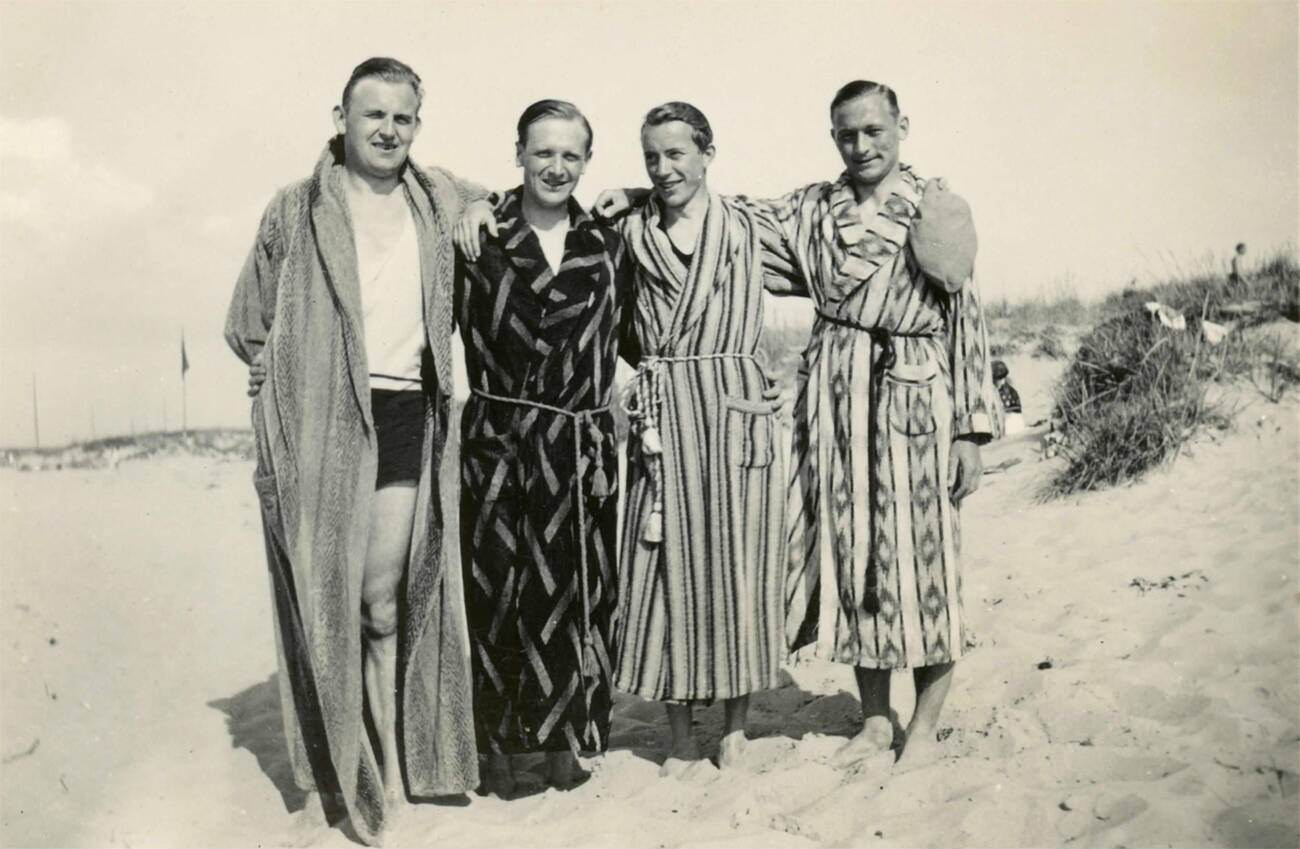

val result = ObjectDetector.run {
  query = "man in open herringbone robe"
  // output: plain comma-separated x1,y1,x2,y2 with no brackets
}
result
763,81,999,769
453,101,637,795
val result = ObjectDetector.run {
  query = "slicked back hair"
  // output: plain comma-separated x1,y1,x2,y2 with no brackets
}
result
341,57,423,113
642,101,713,151
829,80,900,118
516,99,594,152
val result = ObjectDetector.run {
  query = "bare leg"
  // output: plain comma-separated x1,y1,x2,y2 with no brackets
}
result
483,753,516,797
661,703,701,777
897,662,954,768
718,695,749,768
362,484,417,807
833,667,895,766
545,749,589,789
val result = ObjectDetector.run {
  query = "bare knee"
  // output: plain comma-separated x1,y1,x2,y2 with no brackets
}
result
363,591,399,639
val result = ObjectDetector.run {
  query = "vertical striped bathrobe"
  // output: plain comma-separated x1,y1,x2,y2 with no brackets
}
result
613,192,786,702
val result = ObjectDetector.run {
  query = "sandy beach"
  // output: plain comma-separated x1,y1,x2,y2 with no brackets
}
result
2,354,1298,848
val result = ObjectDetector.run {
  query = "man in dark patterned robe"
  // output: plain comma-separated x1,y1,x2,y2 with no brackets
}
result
454,100,637,794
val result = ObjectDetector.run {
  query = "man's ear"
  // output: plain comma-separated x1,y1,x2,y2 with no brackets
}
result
332,105,347,136
897,114,910,141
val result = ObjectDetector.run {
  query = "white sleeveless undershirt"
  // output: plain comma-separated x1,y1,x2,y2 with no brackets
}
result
357,205,425,390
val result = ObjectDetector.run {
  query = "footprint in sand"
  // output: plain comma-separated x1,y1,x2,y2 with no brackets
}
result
1117,684,1211,724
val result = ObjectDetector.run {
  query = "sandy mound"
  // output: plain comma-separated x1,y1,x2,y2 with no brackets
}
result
2,370,1296,846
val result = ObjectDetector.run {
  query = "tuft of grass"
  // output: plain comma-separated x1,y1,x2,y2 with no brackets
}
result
1042,250,1298,498
1042,311,1229,498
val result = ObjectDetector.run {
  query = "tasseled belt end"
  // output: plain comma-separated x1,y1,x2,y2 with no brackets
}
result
643,503,664,544
640,425,663,456
588,425,611,498
582,637,600,677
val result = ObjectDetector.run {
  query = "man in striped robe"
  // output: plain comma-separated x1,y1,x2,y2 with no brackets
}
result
613,103,789,775
759,81,998,768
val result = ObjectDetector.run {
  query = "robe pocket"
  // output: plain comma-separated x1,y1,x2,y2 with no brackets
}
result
723,396,777,468
883,361,939,437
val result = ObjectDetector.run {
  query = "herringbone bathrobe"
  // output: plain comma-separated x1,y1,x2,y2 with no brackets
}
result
225,138,483,843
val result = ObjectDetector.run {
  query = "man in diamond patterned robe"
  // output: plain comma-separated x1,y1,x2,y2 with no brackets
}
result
756,81,999,768
454,100,637,795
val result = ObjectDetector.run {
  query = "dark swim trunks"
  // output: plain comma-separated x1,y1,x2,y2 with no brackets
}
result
372,389,425,487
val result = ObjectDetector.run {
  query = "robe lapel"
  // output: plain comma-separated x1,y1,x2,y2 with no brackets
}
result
651,192,735,355
309,156,372,429
826,167,924,305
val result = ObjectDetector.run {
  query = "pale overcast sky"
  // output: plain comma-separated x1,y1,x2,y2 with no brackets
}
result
0,0,1296,446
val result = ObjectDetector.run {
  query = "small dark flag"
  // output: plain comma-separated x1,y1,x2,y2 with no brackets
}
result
181,334,190,377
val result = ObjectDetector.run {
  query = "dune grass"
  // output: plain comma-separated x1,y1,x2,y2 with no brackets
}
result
985,279,1098,359
1042,251,1298,498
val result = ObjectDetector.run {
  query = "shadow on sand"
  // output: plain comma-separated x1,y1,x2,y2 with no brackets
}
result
207,674,310,814
606,668,905,765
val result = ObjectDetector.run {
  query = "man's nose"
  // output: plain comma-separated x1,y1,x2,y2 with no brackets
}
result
852,134,870,155
379,118,396,136
651,159,672,178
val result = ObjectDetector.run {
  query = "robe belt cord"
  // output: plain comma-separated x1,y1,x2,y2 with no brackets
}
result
469,387,609,681
814,309,941,374
620,352,773,545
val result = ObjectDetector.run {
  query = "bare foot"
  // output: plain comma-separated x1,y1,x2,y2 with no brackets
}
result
718,729,747,769
832,715,896,767
481,753,516,798
660,738,702,777
895,732,944,771
545,750,591,789
384,784,405,813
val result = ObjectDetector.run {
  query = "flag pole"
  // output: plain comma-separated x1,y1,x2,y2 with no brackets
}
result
181,329,189,435
32,374,39,449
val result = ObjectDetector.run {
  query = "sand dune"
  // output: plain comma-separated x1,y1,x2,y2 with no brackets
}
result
2,359,1297,847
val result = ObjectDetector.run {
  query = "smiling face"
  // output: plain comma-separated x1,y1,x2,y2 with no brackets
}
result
516,116,591,210
831,92,908,191
641,120,713,211
332,76,420,182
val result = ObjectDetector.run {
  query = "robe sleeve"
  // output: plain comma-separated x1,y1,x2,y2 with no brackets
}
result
613,234,642,369
947,271,1000,443
442,169,490,209
224,194,285,366
730,191,809,297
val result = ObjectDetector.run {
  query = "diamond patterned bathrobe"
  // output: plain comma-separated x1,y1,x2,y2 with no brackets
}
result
757,167,999,670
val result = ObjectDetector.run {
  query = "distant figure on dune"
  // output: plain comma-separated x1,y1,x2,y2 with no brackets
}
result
993,360,1025,435
1229,242,1248,287
228,57,486,843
